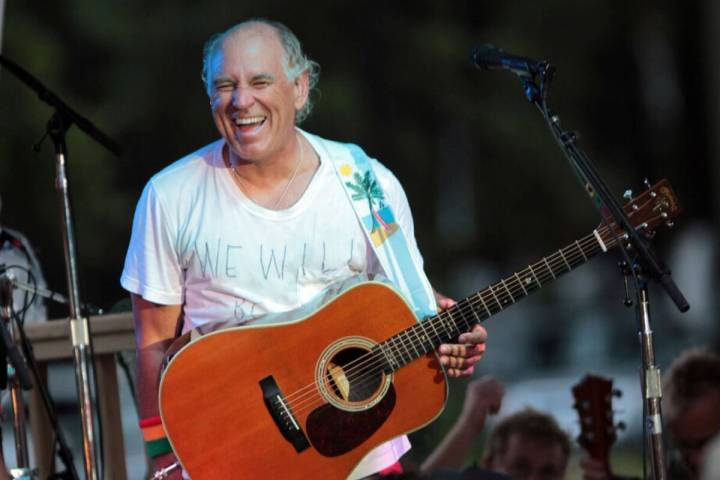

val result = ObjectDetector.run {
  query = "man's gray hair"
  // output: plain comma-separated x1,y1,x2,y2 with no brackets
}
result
201,18,320,124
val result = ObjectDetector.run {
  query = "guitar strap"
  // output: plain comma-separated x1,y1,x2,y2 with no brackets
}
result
327,141,437,319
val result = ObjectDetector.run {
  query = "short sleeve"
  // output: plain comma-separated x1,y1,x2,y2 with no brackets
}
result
120,181,184,305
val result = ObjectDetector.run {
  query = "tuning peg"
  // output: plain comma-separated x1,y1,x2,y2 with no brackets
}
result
623,189,633,200
643,178,652,189
666,220,675,228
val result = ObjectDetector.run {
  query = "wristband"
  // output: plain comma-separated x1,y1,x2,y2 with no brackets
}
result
140,416,172,458
139,415,163,428
145,437,173,458
142,424,167,442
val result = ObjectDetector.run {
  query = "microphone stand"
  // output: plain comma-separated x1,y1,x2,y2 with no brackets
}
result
478,62,689,479
0,54,122,480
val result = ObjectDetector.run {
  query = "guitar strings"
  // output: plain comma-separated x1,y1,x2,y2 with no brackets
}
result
278,224,623,419
283,204,662,419
280,225,621,418
281,234,608,419
284,232,612,419
285,228,618,419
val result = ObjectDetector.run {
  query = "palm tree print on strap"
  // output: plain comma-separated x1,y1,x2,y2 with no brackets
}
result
345,170,399,246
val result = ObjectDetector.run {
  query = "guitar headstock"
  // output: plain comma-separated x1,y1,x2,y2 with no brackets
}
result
572,374,623,470
605,179,682,238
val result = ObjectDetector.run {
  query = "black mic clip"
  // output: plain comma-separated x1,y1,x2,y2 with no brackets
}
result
471,44,555,102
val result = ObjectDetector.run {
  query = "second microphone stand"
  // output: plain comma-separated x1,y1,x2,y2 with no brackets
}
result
486,60,689,480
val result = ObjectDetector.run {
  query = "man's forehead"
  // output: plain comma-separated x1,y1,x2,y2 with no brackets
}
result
208,26,284,76
222,24,283,54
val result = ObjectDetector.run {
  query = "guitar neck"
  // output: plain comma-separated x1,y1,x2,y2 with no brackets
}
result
375,224,618,372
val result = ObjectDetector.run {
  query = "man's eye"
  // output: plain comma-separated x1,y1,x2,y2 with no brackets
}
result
216,83,234,91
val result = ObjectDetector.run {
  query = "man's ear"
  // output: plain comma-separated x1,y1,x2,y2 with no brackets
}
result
294,71,310,111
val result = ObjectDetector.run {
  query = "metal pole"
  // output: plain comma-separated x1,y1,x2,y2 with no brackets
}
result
53,132,99,480
0,275,32,476
637,284,667,480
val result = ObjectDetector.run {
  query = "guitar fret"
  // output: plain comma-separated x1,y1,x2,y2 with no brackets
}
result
387,343,401,369
542,257,557,279
488,284,504,310
403,329,421,359
417,323,434,352
439,314,454,339
476,293,492,317
575,240,588,261
400,331,414,363
445,309,460,337
468,303,482,323
378,342,398,371
392,334,410,366
558,249,572,271
427,316,443,344
528,264,542,288
412,325,430,354
500,279,515,303
453,307,470,331
514,272,529,296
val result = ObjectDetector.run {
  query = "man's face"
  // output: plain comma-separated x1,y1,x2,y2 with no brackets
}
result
207,24,308,164
668,389,720,476
490,433,567,480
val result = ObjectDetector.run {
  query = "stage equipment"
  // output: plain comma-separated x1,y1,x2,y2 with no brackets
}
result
1,274,35,478
0,54,122,480
471,43,689,480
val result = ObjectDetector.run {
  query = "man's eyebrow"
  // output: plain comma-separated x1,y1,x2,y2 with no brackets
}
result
252,73,275,82
213,75,235,85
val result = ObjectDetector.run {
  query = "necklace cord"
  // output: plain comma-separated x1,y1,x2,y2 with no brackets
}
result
228,132,305,209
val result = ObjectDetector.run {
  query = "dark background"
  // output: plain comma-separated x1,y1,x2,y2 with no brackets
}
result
1,1,718,476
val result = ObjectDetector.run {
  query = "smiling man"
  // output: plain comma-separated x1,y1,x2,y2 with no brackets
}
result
121,19,487,479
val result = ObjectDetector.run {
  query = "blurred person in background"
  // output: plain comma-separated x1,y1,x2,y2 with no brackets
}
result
662,347,720,479
583,347,720,480
422,376,571,480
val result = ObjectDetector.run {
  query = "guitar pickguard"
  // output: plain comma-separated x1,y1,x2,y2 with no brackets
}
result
306,385,396,457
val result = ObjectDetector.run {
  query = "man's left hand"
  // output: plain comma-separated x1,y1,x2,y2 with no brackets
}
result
435,293,488,378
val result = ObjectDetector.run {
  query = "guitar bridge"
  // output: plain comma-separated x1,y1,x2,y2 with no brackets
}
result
260,376,310,453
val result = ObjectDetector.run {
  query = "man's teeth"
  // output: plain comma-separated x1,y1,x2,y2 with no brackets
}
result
235,116,265,126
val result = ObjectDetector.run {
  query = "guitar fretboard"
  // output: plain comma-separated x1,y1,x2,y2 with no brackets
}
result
373,226,618,372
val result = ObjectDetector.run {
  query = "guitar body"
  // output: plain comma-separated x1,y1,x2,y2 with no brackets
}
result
160,281,448,479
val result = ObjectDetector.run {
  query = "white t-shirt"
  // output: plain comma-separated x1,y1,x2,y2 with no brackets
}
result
121,130,425,477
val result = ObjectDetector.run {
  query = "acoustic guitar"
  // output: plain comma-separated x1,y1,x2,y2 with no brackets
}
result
159,180,679,478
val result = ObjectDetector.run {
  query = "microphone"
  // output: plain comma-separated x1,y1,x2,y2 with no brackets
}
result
471,44,549,77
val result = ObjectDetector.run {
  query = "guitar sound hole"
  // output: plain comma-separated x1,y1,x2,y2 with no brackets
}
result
326,347,382,403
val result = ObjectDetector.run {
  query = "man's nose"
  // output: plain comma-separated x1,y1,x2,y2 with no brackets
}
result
232,87,253,109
